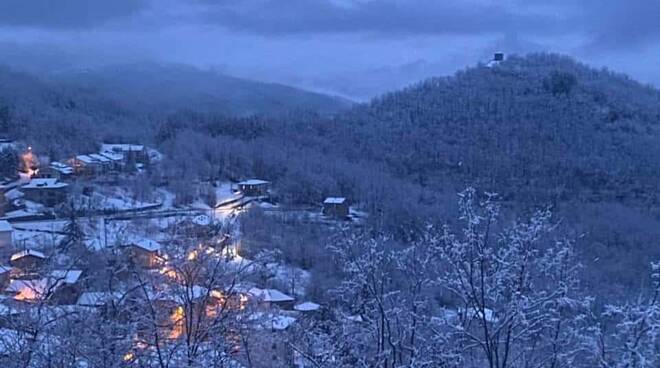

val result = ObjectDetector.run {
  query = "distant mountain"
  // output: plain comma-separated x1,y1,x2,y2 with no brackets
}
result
302,59,449,101
49,63,352,116
0,62,352,155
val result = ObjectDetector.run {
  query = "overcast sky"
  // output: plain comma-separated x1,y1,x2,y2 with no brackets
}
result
1,0,659,100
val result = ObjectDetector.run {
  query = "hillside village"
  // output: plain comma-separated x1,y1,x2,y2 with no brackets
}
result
0,138,363,367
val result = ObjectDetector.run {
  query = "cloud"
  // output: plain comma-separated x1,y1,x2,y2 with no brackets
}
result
0,0,148,29
194,0,560,37
1,0,660,98
581,0,660,51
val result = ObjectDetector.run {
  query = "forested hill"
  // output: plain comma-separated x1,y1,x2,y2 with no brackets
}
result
318,53,660,296
3,53,660,297
333,53,660,204
0,63,351,154
50,63,352,116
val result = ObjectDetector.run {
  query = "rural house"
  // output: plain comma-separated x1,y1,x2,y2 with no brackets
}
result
37,162,74,181
248,287,295,310
21,178,68,207
9,249,46,276
322,197,349,219
237,179,270,197
48,270,84,305
70,155,101,176
101,144,148,165
125,238,163,269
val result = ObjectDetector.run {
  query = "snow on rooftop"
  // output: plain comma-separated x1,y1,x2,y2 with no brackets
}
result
238,179,269,186
323,197,346,205
249,287,294,303
75,155,97,164
89,153,111,163
4,188,23,201
0,140,16,151
131,238,162,252
22,178,68,189
99,151,124,161
77,291,123,306
6,279,48,299
10,249,46,261
0,220,11,232
294,302,321,312
50,161,70,169
49,162,74,174
101,143,144,152
250,312,297,331
50,270,83,284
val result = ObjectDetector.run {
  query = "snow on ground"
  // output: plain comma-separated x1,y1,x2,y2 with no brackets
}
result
190,200,212,211
257,202,278,209
77,186,160,212
12,220,67,232
82,218,144,250
156,188,176,210
4,199,47,216
249,312,297,331
12,230,64,249
1,209,33,220
215,182,242,206
264,262,311,299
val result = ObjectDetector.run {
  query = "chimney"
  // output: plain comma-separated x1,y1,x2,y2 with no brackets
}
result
493,52,505,62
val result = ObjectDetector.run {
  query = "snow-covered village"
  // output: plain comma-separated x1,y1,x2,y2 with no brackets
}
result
4,2,660,367
0,138,376,367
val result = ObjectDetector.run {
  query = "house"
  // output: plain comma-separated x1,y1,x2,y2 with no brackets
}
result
99,151,125,171
322,197,349,219
37,162,74,180
9,249,46,276
21,178,68,207
125,238,163,269
101,144,148,165
5,279,48,302
77,291,123,308
237,179,270,197
48,270,83,305
248,287,295,310
4,270,82,305
0,221,12,249
89,153,114,173
70,155,100,176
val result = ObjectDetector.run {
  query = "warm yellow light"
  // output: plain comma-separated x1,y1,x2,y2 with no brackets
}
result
160,266,181,282
168,306,185,339
187,249,198,261
14,286,40,301
123,352,135,362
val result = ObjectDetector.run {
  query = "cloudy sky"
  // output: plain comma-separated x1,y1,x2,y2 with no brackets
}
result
1,0,659,100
